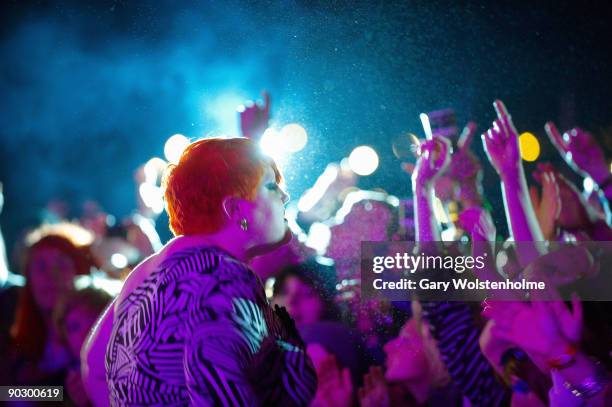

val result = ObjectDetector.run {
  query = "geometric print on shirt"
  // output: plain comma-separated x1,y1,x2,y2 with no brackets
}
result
106,246,316,406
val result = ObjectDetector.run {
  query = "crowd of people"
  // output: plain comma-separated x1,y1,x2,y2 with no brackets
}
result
0,95,610,406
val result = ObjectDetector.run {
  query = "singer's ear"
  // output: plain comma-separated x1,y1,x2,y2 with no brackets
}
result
222,196,241,219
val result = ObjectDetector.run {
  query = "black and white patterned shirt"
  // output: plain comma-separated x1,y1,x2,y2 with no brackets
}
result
106,245,317,406
421,301,511,406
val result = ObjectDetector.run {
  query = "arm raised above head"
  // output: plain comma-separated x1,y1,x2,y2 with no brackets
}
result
406,136,452,242
482,100,545,264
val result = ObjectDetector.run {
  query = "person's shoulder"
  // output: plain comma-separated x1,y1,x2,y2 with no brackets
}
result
156,245,257,294
115,252,162,307
155,236,251,276
113,246,227,315
160,246,229,274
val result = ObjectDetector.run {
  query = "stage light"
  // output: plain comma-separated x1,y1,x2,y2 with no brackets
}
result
164,134,190,164
518,132,540,162
132,213,163,251
348,146,379,176
280,124,308,153
70,258,127,297
138,183,164,214
144,157,167,184
89,269,124,296
259,128,284,160
306,222,332,254
110,253,128,269
74,275,92,290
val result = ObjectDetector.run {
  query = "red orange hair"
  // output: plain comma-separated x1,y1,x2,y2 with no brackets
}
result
163,137,281,236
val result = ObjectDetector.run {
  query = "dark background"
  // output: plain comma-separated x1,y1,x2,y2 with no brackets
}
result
1,0,611,264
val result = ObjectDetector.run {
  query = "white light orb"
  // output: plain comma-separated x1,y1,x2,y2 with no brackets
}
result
280,124,308,153
348,145,379,176
144,157,167,185
110,253,128,269
138,183,164,214
305,222,332,255
259,128,285,161
164,134,190,164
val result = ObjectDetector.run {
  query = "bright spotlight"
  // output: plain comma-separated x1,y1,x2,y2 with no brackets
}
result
144,157,167,185
280,124,308,153
110,253,128,269
259,128,285,161
164,134,190,164
206,92,247,136
138,183,164,214
519,132,540,162
348,145,379,176
306,222,332,255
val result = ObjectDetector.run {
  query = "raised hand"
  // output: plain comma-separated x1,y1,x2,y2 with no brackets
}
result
481,100,545,247
529,169,561,240
458,207,496,242
549,293,583,345
311,355,354,407
458,207,520,299
405,137,452,242
545,122,609,185
406,136,452,188
485,299,577,361
358,366,390,407
442,122,484,209
487,295,587,382
522,245,598,289
452,122,482,181
533,163,595,231
478,319,515,376
238,92,271,141
482,100,521,179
